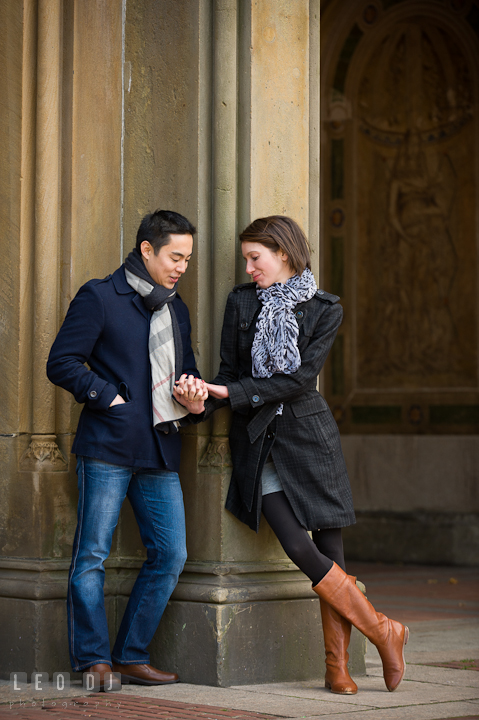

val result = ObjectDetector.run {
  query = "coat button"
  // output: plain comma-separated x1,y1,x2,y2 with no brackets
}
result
267,431,275,440
318,290,324,295
89,390,97,398
252,395,260,403
240,321,248,329
295,310,304,319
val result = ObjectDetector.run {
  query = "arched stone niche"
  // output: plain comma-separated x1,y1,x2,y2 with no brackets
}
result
321,0,479,435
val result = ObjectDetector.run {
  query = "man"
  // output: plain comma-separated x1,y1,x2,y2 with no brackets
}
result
47,210,206,688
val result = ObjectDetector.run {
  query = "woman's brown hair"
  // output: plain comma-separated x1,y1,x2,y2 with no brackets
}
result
239,216,311,275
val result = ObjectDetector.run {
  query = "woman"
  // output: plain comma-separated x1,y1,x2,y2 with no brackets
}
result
176,216,408,694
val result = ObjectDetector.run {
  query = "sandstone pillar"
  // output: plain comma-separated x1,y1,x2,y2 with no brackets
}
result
0,0,71,679
120,0,365,686
0,0,124,678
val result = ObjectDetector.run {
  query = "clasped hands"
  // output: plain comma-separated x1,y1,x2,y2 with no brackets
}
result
173,374,208,414
173,376,230,410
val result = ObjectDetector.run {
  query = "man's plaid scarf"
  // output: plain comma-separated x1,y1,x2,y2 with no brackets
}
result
124,248,188,434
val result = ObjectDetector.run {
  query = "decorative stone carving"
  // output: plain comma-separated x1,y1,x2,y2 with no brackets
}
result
356,18,475,388
322,0,478,432
19,435,67,471
198,437,232,470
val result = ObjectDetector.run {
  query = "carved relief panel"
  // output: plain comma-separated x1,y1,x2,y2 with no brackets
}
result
321,0,479,433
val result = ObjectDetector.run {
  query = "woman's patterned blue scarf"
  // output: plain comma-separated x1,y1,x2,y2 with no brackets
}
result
251,268,317,414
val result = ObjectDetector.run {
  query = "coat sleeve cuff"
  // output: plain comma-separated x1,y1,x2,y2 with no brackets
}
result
228,378,264,411
87,381,118,411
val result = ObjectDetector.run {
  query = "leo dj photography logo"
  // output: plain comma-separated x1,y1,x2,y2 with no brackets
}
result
10,670,121,693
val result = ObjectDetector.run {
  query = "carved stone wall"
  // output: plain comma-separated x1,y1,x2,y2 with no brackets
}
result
357,22,475,391
322,0,479,435
321,0,479,563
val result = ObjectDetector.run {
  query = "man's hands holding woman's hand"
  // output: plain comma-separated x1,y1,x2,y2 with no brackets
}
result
173,374,208,414
173,376,230,411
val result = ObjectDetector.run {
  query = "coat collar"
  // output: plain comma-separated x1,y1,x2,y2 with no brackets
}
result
236,284,309,331
235,286,261,329
112,264,149,319
112,264,134,294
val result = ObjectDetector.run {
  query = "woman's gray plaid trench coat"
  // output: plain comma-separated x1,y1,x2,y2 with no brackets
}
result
205,282,356,533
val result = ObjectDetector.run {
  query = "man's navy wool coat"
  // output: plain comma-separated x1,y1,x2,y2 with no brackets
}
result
47,265,199,472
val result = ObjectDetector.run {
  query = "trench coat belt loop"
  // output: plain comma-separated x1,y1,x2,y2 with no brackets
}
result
246,404,281,444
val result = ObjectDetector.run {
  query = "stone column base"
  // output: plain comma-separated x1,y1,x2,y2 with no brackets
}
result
0,558,126,679
0,559,366,684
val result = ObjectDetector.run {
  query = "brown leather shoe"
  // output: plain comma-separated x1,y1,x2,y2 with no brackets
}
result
313,564,409,692
83,663,121,692
111,662,179,685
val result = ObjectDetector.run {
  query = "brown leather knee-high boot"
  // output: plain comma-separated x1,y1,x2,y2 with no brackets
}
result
313,563,409,692
320,595,358,694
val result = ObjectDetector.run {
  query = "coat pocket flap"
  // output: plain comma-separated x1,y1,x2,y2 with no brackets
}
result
291,394,329,418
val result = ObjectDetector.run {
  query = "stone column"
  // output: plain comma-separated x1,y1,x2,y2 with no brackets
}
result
21,0,66,470
138,0,365,686
0,0,71,679
0,0,124,678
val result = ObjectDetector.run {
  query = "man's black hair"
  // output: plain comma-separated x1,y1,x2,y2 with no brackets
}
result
136,210,196,254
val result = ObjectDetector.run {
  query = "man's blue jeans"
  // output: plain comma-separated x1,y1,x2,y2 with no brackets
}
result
68,457,187,672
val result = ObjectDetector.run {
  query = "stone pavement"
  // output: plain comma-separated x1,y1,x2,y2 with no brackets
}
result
1,562,478,720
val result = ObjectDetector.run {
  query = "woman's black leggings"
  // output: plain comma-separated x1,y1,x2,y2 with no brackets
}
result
261,491,346,586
